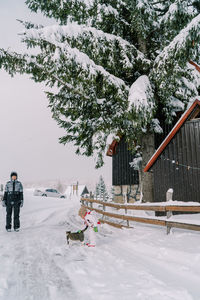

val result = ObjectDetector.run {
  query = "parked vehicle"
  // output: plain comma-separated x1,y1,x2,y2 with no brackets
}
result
33,189,47,197
45,189,66,198
33,188,66,198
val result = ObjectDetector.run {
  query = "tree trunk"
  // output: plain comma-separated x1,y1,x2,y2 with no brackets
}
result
140,132,155,202
137,36,147,55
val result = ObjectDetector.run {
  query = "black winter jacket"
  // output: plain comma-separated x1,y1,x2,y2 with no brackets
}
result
3,180,23,205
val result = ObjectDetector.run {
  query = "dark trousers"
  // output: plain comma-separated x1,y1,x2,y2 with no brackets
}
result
6,203,20,230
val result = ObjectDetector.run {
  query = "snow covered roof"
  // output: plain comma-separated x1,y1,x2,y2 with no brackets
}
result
144,99,200,172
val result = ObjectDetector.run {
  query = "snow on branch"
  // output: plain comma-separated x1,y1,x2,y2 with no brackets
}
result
154,13,200,70
70,0,95,9
0,48,91,100
61,0,121,13
160,1,196,24
128,75,155,118
21,23,150,70
17,19,44,30
26,0,128,28
20,25,130,94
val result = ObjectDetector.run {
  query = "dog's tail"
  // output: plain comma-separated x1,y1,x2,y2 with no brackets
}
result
82,226,88,232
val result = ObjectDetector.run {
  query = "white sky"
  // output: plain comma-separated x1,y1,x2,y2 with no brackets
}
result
0,0,112,187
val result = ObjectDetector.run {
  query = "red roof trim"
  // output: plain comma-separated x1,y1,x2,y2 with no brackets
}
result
106,139,118,157
189,61,200,73
144,99,200,172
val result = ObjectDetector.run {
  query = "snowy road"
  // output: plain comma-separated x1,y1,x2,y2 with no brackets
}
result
0,190,200,300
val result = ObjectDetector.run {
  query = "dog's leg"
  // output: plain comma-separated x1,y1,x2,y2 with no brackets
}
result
67,235,69,245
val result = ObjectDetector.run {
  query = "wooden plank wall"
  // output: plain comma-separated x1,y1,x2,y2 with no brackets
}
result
153,119,200,202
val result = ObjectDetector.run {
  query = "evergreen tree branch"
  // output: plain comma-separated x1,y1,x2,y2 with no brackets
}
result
20,22,150,83
0,48,90,99
25,0,132,40
1,0,200,168
153,14,200,75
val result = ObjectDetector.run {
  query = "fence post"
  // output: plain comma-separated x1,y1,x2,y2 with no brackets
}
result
123,193,129,227
90,200,93,209
81,198,84,206
100,196,105,220
166,188,173,234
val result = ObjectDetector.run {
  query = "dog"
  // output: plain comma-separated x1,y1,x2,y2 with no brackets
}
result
66,226,88,244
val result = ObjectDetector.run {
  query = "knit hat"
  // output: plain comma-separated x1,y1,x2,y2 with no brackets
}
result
10,171,18,179
78,206,87,218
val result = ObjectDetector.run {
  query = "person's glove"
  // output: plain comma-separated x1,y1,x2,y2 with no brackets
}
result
94,227,98,232
2,201,6,207
20,201,23,208
77,230,82,233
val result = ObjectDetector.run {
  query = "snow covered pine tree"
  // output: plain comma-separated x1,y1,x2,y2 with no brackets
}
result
0,0,199,201
95,175,108,201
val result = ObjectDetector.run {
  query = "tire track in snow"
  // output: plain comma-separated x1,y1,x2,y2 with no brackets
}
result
2,228,78,300
0,195,78,300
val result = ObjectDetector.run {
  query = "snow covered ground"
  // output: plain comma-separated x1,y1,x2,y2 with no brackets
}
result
0,190,200,300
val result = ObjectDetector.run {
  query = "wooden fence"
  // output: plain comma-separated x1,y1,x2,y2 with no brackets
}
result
80,198,200,234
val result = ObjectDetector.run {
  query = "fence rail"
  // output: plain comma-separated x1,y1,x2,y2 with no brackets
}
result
80,198,200,234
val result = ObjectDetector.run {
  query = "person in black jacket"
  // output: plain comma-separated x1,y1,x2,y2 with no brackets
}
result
2,171,24,232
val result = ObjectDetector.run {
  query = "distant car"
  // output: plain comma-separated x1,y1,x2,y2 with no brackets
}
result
34,188,66,198
45,189,66,198
33,189,47,197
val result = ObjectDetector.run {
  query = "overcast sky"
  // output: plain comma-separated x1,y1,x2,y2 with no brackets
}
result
0,0,112,187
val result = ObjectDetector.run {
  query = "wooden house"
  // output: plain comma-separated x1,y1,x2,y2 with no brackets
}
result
107,136,139,203
144,99,200,203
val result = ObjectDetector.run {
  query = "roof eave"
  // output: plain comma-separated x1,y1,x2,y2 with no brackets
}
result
144,99,200,172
